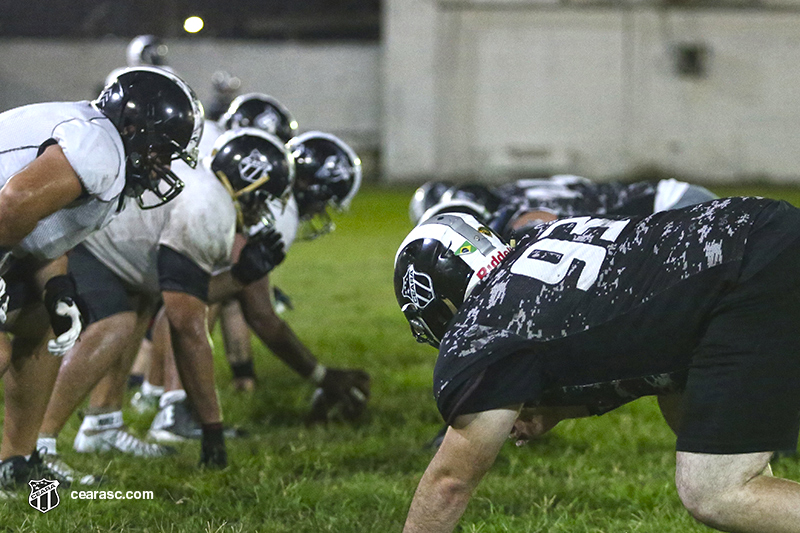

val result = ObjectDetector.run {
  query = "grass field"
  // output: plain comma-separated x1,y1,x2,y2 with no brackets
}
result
2,183,800,532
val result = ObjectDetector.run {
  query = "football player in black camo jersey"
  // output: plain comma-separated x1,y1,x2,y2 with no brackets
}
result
394,197,800,533
410,175,718,242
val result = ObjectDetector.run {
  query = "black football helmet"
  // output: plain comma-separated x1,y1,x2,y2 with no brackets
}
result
416,198,492,227
287,131,362,240
127,35,169,67
210,128,295,230
219,93,298,142
408,181,452,225
441,183,503,214
95,66,204,208
394,213,512,348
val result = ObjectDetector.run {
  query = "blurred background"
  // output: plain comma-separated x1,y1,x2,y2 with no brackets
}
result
3,0,800,187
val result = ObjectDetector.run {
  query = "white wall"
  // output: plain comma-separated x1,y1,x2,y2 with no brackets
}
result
384,0,800,184
0,38,381,165
6,8,800,186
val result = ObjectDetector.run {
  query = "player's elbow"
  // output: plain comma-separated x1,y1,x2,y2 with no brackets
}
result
0,183,36,245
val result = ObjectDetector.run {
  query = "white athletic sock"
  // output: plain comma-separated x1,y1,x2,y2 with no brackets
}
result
36,436,58,456
141,380,165,397
79,411,124,432
159,389,187,409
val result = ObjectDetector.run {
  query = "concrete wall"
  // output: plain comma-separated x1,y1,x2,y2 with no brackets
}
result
384,0,800,184
6,6,800,186
0,38,381,172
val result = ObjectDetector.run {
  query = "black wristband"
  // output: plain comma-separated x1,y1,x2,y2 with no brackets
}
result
230,360,256,380
44,275,76,310
43,275,81,336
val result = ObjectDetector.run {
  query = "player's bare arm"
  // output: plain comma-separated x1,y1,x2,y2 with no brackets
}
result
0,144,83,247
403,406,521,533
235,272,317,378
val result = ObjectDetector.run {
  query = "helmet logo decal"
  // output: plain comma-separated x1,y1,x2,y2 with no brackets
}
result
254,110,280,133
455,241,476,256
239,149,273,184
402,265,435,309
316,155,349,183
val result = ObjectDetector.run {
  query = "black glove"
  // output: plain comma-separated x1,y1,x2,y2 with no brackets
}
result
43,275,87,356
306,368,371,425
231,226,285,285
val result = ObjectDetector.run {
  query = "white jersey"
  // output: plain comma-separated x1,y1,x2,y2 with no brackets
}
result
83,120,299,295
82,140,237,294
0,101,126,260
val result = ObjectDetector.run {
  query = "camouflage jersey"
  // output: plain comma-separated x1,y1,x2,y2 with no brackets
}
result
434,197,800,422
492,175,687,218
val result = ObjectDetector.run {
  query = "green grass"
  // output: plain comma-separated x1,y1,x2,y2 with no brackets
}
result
2,183,800,531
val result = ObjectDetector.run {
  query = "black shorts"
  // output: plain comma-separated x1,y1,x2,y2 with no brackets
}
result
676,233,800,454
68,244,136,324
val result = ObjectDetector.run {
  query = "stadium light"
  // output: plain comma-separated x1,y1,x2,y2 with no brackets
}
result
183,16,204,34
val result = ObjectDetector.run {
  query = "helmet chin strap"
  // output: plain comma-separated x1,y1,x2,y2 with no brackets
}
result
215,170,246,230
441,297,458,315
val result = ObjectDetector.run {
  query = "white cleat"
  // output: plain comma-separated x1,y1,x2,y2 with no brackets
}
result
74,411,175,458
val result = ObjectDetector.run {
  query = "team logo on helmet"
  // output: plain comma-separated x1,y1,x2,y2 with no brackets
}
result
29,479,60,513
239,149,273,184
402,265,435,309
255,110,281,133
316,155,349,183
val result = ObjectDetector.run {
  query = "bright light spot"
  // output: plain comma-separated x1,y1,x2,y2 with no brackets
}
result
184,16,204,33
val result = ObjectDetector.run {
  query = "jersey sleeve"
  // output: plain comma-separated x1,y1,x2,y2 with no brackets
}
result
52,119,125,201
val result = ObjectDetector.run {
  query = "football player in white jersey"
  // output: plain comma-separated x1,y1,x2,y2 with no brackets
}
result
140,130,370,441
0,66,203,490
32,129,290,479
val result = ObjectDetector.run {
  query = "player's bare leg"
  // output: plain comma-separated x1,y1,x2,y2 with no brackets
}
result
131,307,167,413
87,309,155,413
38,310,139,437
676,451,800,532
2,304,59,459
219,299,255,392
129,336,152,383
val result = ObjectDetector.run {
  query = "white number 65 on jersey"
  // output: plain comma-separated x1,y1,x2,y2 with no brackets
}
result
510,216,629,291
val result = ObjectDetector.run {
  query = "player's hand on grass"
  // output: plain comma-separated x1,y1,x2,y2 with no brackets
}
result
306,368,371,425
